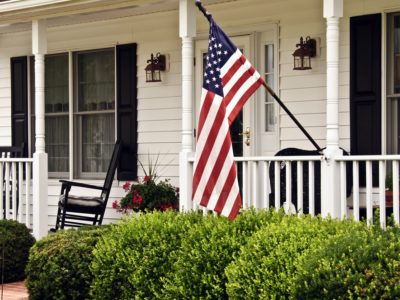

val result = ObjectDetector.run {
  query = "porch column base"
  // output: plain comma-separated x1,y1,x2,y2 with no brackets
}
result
179,151,194,212
33,152,48,239
321,148,342,218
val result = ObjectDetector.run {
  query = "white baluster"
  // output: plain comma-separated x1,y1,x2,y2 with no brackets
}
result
379,160,386,229
274,161,280,209
340,161,347,220
252,161,258,208
18,162,23,223
309,161,315,216
353,161,360,221
366,161,373,226
25,163,31,228
393,161,399,225
297,161,303,215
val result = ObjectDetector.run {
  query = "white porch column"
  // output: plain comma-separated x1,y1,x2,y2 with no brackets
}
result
32,19,48,239
321,0,343,218
179,0,196,211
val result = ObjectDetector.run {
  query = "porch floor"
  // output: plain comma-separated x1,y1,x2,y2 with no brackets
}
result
0,281,29,300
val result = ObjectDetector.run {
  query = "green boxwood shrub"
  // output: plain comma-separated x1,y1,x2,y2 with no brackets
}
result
293,226,400,299
225,215,369,299
90,211,204,300
161,209,284,299
0,219,35,283
26,225,109,300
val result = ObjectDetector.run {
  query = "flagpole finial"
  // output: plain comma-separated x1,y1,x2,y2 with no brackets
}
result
195,0,212,22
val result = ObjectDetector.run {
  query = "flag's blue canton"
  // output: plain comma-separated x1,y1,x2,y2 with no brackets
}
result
203,19,237,97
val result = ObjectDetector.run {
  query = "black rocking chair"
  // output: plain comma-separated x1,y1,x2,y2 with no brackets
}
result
53,140,122,230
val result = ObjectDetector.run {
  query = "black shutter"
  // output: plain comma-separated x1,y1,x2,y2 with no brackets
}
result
116,44,138,180
10,56,28,157
350,14,381,185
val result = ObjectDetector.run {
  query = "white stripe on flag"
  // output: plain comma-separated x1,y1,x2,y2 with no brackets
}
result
193,100,231,205
226,72,260,117
220,49,242,77
206,141,235,210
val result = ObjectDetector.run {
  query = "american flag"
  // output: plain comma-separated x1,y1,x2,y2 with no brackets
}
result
192,17,264,219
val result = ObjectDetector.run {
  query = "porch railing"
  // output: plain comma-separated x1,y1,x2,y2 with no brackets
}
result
337,155,400,228
186,154,324,216
0,157,34,229
182,153,400,228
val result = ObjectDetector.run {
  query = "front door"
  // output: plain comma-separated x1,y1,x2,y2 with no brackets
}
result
195,30,279,158
194,30,278,205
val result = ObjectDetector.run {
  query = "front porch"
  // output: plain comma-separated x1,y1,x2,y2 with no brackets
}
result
0,0,399,238
3,152,400,239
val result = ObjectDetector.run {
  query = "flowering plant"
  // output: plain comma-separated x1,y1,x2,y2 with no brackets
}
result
113,175,179,213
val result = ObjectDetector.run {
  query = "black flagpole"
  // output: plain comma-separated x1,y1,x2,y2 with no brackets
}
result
194,0,322,153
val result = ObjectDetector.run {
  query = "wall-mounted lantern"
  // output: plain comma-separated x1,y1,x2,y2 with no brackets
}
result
292,36,316,70
145,53,166,82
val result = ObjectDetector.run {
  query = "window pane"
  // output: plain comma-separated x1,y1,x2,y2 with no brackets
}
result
77,50,115,111
46,116,69,172
265,44,275,132
45,54,68,113
45,54,69,174
81,114,115,173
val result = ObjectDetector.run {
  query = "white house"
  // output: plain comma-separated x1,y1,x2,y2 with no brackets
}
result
0,0,399,238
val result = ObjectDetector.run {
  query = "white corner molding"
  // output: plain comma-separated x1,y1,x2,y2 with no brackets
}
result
321,0,343,219
179,0,196,211
32,19,49,239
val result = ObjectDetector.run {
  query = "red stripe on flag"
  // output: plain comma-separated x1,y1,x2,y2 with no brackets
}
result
228,78,263,124
222,67,253,108
199,131,232,207
221,58,243,86
228,193,242,220
197,91,215,139
192,97,227,198
214,163,238,214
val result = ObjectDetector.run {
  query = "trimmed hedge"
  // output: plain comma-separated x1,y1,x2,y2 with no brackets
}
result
293,226,400,299
0,220,35,283
26,226,110,300
90,211,204,300
225,215,370,299
23,210,400,299
161,209,284,299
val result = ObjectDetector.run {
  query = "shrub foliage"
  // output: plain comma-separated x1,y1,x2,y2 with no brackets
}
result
90,211,204,300
225,216,370,299
293,226,400,299
22,210,400,299
0,220,35,283
161,209,284,299
26,226,109,300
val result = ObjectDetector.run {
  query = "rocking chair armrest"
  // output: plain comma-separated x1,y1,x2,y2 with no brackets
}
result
59,180,106,191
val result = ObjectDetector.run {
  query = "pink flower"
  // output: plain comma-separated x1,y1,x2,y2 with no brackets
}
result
132,191,143,208
122,182,131,192
112,200,120,209
143,176,151,183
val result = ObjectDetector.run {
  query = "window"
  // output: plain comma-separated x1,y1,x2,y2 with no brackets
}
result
22,43,137,180
75,49,115,178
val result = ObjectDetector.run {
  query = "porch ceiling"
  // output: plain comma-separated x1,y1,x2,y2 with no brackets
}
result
0,0,236,33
